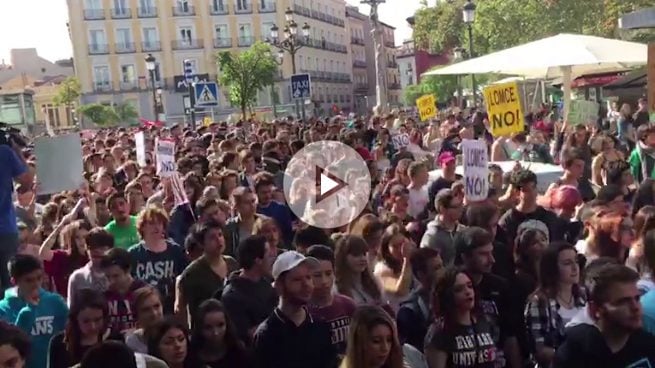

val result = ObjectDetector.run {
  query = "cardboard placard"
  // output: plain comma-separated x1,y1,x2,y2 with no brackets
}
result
462,139,489,202
416,94,437,121
483,82,525,137
35,134,84,195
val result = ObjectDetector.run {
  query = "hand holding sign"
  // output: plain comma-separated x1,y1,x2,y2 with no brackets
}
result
156,139,176,178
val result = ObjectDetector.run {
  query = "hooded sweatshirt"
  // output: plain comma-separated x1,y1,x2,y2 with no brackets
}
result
219,270,278,344
0,287,68,368
553,323,655,368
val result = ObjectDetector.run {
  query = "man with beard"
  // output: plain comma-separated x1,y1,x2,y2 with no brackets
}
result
104,192,140,250
554,265,655,367
253,251,338,368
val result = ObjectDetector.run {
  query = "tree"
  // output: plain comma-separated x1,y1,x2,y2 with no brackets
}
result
113,102,139,125
52,77,81,125
403,75,460,106
78,103,118,127
217,41,278,117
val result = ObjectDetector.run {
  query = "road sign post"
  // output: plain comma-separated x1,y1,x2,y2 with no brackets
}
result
183,59,196,130
291,74,311,121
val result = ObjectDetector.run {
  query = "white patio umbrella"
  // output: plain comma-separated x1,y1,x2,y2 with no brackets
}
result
422,33,647,116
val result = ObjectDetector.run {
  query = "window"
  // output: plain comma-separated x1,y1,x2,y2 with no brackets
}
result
116,28,132,47
179,27,193,43
114,0,128,12
120,64,135,83
212,0,225,11
214,24,228,42
85,0,101,9
143,27,158,46
182,59,198,74
93,65,110,89
177,0,190,12
42,104,61,128
89,29,106,45
238,24,252,37
261,22,274,40
236,0,249,11
139,0,154,11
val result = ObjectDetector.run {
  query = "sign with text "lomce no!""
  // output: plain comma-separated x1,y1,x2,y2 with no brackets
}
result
483,82,525,137
156,139,176,178
462,139,488,202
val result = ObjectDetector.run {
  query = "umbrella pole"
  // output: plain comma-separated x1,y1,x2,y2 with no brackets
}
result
561,66,572,125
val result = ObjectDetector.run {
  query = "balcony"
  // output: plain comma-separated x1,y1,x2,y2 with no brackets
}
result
354,83,368,93
83,9,105,20
115,42,136,54
214,37,232,48
387,60,399,68
259,1,275,13
293,4,311,17
353,60,367,68
92,81,113,93
237,36,255,47
294,5,344,27
235,3,252,14
137,6,157,17
172,5,195,16
88,44,109,55
209,3,228,15
171,39,204,50
111,8,132,19
119,81,139,91
389,82,401,90
351,37,364,45
142,41,161,52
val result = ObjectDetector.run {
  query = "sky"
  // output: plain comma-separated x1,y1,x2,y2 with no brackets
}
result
0,0,420,64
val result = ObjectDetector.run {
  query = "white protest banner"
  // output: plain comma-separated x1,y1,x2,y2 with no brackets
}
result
135,132,147,167
462,139,489,202
391,133,410,150
156,138,176,178
35,134,84,195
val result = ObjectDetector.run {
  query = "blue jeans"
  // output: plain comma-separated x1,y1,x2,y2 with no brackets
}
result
0,233,19,292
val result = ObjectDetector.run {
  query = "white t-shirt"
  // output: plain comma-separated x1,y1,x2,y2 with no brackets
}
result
407,186,429,219
558,304,584,326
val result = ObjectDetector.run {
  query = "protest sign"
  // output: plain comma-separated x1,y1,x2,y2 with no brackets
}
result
462,139,488,202
156,139,176,178
648,43,655,117
416,94,437,121
567,100,599,126
483,82,524,137
391,133,410,150
135,132,147,167
35,134,84,195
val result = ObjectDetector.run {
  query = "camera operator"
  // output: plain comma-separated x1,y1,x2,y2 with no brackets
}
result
0,129,33,291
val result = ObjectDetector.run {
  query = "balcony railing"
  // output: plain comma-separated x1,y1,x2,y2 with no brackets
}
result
353,60,367,68
88,44,109,55
305,38,347,54
214,37,232,48
92,81,113,93
171,39,204,50
209,3,228,15
115,42,136,54
172,5,195,16
137,6,157,17
294,4,344,27
119,81,139,91
354,83,369,93
111,8,132,19
83,9,105,20
293,4,311,17
351,37,364,45
387,60,398,68
237,36,255,47
259,1,275,13
141,41,161,52
235,3,252,14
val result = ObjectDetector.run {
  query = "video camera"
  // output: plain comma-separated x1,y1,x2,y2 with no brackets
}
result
0,122,27,147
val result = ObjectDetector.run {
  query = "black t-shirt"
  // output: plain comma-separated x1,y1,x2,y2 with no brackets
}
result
426,317,502,368
498,206,563,245
477,273,516,355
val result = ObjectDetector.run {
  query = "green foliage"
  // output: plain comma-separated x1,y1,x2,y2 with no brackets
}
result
413,0,465,52
78,104,118,127
113,102,139,125
52,77,81,107
217,41,278,117
403,75,459,106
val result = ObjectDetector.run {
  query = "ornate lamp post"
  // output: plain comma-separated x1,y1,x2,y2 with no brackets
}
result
268,8,310,119
144,53,158,120
462,0,476,104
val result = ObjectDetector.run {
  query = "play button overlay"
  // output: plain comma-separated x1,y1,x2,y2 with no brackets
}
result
284,141,371,229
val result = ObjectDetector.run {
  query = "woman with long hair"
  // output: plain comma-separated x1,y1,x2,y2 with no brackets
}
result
48,288,121,368
373,225,416,312
524,242,585,367
340,305,405,368
147,318,197,368
189,300,251,367
627,206,655,293
425,267,500,368
335,235,384,306
125,286,164,354
585,211,635,262
591,134,624,186
349,214,386,269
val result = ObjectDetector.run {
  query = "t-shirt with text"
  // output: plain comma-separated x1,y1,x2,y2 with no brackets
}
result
426,317,501,368
104,279,147,333
308,294,357,354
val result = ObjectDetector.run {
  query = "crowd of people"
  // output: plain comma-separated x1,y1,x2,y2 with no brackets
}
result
0,99,654,368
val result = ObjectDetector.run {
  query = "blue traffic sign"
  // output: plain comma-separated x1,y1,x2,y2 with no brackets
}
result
194,82,219,107
291,74,311,99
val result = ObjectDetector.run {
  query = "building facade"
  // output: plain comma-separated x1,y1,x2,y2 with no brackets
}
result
381,22,401,107
345,5,373,115
67,0,354,122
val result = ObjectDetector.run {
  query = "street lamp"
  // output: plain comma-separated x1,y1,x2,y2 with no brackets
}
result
267,7,310,119
145,53,158,120
462,0,476,103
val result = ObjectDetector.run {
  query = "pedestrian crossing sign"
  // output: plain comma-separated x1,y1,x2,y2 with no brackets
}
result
194,82,219,107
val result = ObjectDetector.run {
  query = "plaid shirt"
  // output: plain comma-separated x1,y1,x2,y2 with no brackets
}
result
524,294,567,350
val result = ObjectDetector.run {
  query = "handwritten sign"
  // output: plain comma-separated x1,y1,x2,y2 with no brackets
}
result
155,139,176,178
567,100,599,126
135,132,147,167
416,94,437,121
462,139,488,202
35,134,84,195
391,133,410,150
483,82,525,137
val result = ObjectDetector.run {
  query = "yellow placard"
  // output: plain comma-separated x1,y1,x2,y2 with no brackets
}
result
203,116,212,127
416,94,437,121
483,82,525,137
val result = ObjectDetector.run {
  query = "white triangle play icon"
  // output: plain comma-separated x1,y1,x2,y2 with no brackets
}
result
320,173,339,196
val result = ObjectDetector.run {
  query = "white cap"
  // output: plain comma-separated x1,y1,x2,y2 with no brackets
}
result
272,251,320,281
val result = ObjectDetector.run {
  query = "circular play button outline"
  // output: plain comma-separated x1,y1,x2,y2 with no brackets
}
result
283,140,372,229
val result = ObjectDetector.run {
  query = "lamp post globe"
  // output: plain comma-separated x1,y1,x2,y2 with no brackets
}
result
463,0,476,24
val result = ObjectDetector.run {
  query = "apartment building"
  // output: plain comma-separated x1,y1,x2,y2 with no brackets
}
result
345,5,373,115
67,0,354,120
381,21,401,107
